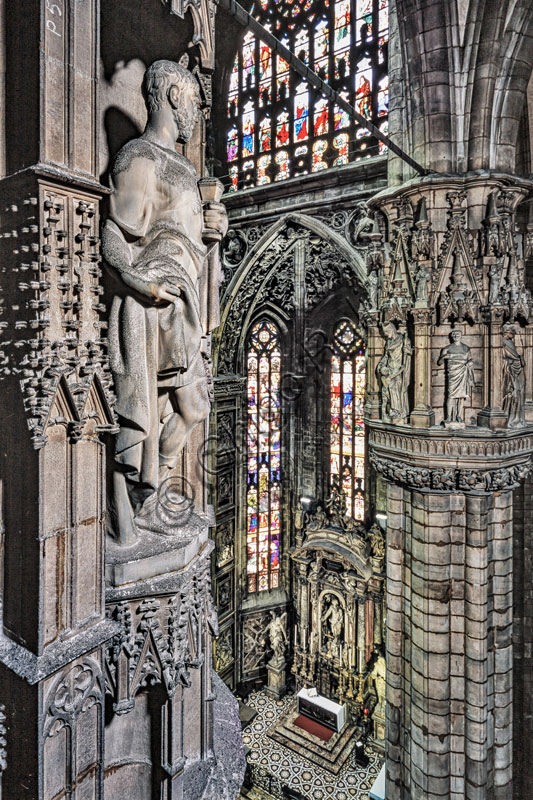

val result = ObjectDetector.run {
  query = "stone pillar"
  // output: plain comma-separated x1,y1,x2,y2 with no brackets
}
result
523,322,533,421
383,479,516,800
356,596,366,674
0,2,116,797
364,310,384,420
477,307,507,429
369,175,533,800
490,493,513,797
410,308,435,427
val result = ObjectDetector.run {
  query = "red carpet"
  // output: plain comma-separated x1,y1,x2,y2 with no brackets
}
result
293,714,334,742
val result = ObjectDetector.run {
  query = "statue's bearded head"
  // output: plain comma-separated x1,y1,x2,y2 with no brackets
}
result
144,59,201,143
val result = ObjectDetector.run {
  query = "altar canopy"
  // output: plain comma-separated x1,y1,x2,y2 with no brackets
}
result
291,503,386,743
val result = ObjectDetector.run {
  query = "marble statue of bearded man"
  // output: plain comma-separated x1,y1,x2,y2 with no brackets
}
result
102,60,227,544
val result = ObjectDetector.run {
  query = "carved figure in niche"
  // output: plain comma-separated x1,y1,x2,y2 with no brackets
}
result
377,322,412,422
502,324,526,427
370,651,386,711
415,264,430,304
222,228,246,266
350,202,374,246
437,329,475,426
322,596,343,651
294,500,307,535
266,611,288,662
307,504,328,531
326,479,347,524
488,261,503,304
365,268,379,310
368,523,386,562
215,631,233,672
102,60,227,543
308,560,321,583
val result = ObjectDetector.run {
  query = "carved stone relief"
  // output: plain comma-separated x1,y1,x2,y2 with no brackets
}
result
242,612,271,674
370,452,532,492
216,570,234,618
43,658,103,739
216,470,234,510
215,519,235,568
217,411,236,453
214,625,234,673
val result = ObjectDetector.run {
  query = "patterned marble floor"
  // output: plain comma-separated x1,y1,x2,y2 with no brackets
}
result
242,689,384,800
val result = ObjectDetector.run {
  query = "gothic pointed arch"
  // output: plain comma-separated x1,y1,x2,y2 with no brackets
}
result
214,212,368,374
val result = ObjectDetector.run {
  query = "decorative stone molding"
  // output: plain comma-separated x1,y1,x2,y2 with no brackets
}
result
43,657,103,739
369,452,532,492
0,177,116,448
0,705,6,774
105,547,218,706
369,423,533,458
167,0,217,71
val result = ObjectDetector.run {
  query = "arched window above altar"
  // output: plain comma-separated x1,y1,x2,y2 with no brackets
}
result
330,320,366,520
246,320,282,593
225,0,389,191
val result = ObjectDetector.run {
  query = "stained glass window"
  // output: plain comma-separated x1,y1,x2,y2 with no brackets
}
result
225,0,389,191
330,320,365,521
247,321,282,593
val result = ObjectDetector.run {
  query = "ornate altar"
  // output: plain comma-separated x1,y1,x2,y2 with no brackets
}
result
291,501,386,740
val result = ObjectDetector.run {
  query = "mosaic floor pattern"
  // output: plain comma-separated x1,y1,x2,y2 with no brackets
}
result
243,689,384,800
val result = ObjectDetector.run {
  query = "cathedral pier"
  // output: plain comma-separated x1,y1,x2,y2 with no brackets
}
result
368,176,533,799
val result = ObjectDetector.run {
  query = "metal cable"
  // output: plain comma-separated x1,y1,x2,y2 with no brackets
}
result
214,0,430,176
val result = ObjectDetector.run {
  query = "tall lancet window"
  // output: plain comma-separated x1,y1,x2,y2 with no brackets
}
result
226,0,389,190
330,320,366,520
246,321,282,593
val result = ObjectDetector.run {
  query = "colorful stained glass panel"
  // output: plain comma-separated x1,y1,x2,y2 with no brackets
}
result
330,321,366,521
246,321,282,592
224,0,389,189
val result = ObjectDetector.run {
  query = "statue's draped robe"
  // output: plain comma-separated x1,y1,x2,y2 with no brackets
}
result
445,345,474,399
379,333,412,419
502,338,525,425
103,138,218,507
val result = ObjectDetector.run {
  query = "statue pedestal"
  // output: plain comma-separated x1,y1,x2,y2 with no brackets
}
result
106,513,210,586
477,406,508,430
266,656,287,699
